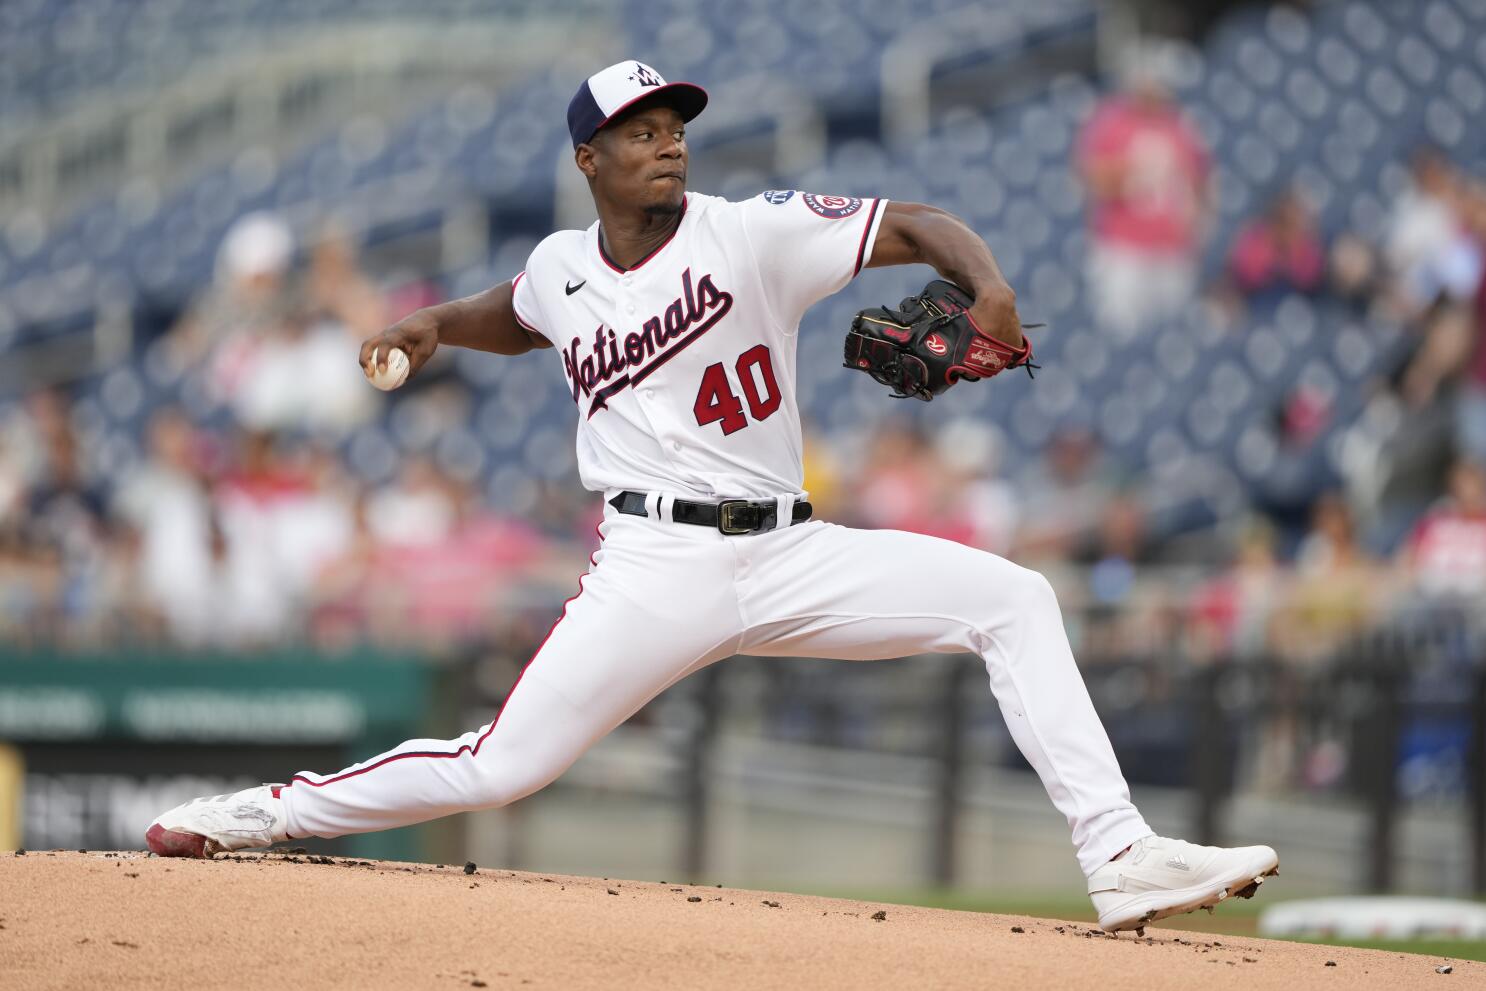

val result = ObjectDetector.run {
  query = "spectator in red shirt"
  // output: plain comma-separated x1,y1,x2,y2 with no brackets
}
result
1077,66,1210,337
1227,188,1326,300
1402,459,1486,601
1188,519,1286,662
852,423,976,545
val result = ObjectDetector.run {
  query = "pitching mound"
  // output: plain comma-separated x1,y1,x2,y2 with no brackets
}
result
0,852,1469,989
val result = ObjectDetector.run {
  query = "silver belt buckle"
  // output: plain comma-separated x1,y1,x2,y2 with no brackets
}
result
717,499,754,535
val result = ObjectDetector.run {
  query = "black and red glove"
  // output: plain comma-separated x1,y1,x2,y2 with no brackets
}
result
843,279,1037,401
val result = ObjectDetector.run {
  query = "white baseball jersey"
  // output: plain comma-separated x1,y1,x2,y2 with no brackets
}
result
510,190,888,499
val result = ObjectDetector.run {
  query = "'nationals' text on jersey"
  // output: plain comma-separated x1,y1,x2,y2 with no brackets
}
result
511,191,886,500
561,267,734,417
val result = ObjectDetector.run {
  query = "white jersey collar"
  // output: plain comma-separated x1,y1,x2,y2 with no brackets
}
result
595,194,690,274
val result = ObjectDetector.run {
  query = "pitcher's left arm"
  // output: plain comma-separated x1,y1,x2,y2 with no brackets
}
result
867,202,1023,348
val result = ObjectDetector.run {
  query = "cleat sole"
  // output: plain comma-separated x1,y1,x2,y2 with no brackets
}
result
1099,857,1280,932
1231,866,1278,900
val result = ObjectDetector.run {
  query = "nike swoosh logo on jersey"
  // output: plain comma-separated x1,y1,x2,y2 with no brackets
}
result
562,267,734,418
565,280,586,295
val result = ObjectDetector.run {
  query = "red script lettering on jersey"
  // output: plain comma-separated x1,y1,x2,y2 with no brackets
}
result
562,267,734,418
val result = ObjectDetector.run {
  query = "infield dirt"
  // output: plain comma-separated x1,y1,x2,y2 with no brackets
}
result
0,851,1471,989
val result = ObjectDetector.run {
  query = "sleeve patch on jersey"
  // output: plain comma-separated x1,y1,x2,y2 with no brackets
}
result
802,193,863,219
762,189,795,205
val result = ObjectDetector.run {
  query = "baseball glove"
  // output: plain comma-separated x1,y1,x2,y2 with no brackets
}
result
843,279,1037,401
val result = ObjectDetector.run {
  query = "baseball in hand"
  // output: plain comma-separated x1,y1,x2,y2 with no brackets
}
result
366,346,410,391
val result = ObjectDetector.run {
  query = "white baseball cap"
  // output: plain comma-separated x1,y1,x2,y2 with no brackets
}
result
566,60,708,148
218,211,292,279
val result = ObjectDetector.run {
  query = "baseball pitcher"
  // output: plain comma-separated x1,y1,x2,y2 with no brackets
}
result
147,61,1277,933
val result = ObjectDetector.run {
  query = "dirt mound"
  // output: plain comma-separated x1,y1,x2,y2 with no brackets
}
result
0,851,1469,989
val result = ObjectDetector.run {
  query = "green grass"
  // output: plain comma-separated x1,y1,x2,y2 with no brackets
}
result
803,887,1486,962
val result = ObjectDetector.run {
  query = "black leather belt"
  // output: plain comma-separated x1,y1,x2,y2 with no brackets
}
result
608,490,813,536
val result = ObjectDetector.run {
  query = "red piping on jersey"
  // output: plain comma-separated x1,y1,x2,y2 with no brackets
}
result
282,524,606,793
852,198,882,277
596,195,688,273
510,271,542,334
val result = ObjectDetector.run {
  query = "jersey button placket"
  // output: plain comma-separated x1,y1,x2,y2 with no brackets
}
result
611,272,685,472
619,273,637,316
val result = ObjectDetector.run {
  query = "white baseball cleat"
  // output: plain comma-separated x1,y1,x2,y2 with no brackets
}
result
1087,835,1279,933
144,784,290,858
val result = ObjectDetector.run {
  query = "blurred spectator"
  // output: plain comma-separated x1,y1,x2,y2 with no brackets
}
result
1401,459,1486,601
1337,379,1456,557
26,416,106,571
1187,519,1286,661
1077,493,1152,610
209,305,374,436
169,212,298,366
851,423,978,544
211,430,303,644
303,223,388,337
1400,302,1476,410
1279,492,1384,664
1226,188,1325,300
1455,187,1486,461
1385,148,1482,317
172,212,374,436
367,456,458,547
0,393,78,641
853,423,940,533
801,420,846,522
1385,149,1455,283
402,476,550,636
1014,426,1118,562
23,418,113,636
1328,232,1382,313
273,442,359,601
316,473,551,647
935,419,1019,556
309,492,387,649
211,430,354,645
0,529,65,643
1,390,73,499
113,409,218,644
1077,61,1210,336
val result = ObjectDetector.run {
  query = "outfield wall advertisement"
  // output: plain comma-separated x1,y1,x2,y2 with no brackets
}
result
0,650,445,859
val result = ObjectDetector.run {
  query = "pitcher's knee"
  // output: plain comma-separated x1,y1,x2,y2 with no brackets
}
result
997,563,1062,620
464,756,560,810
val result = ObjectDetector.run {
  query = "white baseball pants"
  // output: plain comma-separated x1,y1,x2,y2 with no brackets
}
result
280,499,1151,876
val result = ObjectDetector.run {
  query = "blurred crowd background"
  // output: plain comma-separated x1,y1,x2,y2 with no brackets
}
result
5,0,1485,662
4,0,1486,893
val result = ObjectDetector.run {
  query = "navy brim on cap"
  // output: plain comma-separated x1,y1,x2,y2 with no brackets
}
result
567,60,709,148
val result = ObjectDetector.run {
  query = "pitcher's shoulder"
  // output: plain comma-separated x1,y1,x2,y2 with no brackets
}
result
528,228,589,266
691,190,797,232
710,189,801,212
